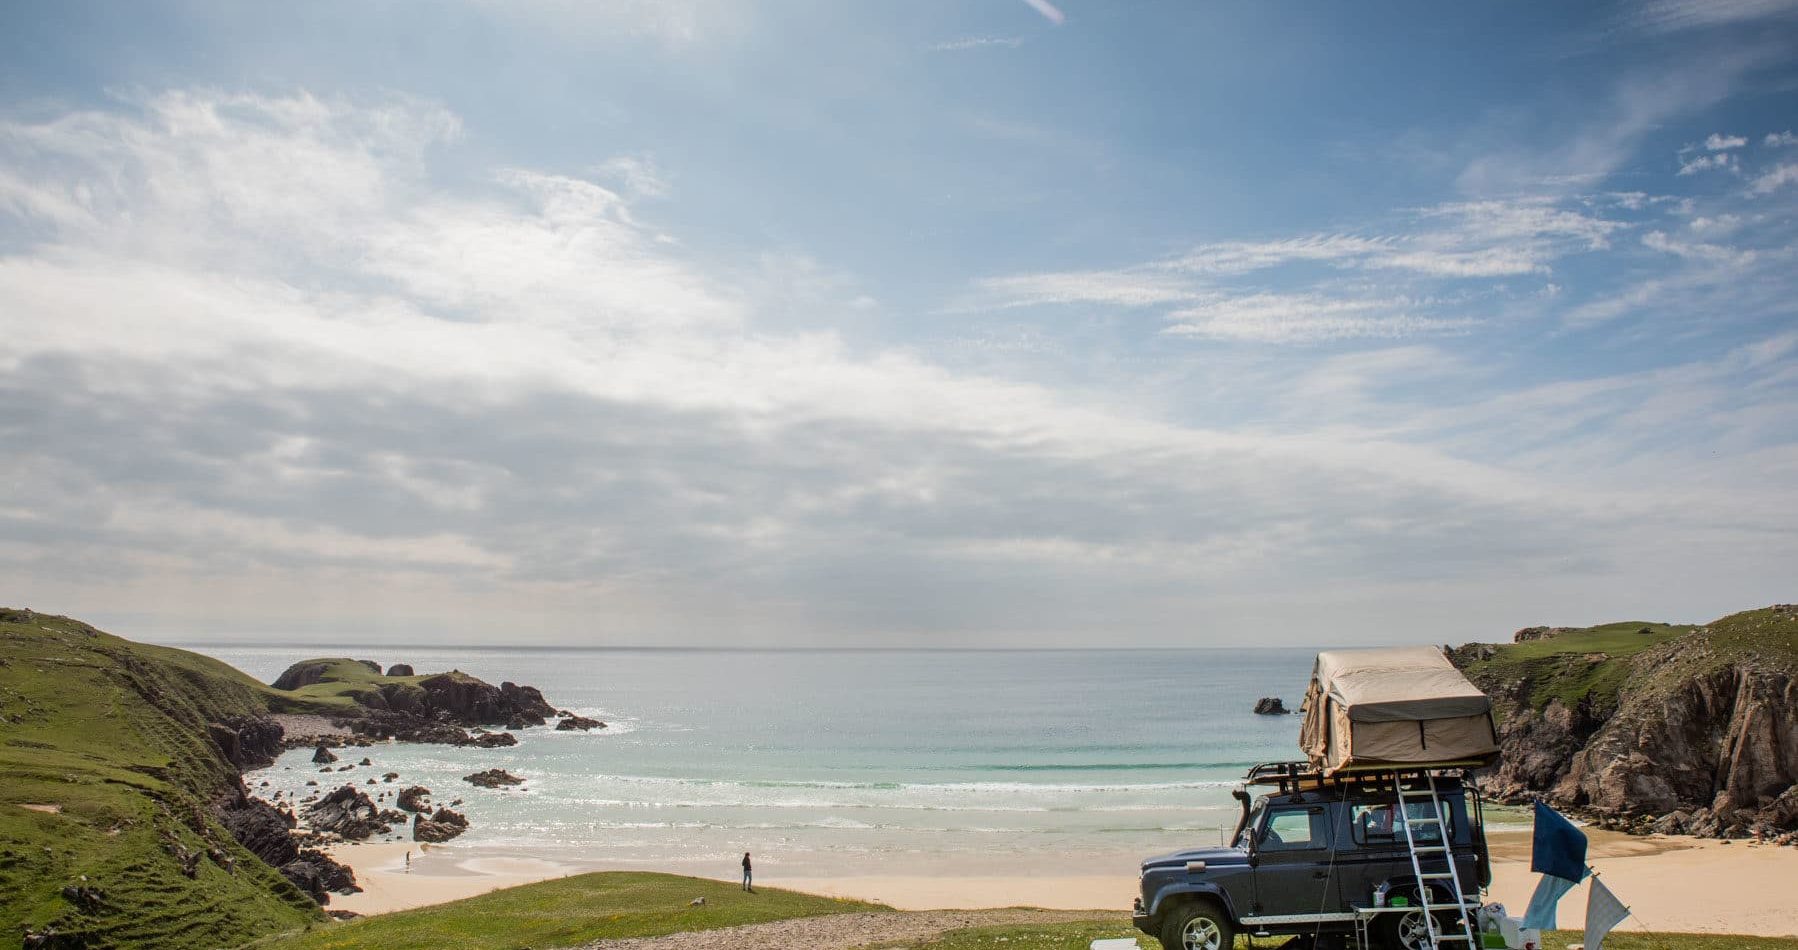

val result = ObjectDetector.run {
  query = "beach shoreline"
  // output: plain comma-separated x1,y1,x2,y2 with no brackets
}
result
324,830,1798,936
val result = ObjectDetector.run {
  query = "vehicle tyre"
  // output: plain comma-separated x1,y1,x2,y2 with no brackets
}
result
1158,901,1233,950
1374,907,1460,950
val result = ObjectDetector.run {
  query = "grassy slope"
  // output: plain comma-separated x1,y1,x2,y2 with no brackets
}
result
1460,608,1798,721
1458,621,1695,717
275,657,494,714
0,610,333,947
250,872,884,950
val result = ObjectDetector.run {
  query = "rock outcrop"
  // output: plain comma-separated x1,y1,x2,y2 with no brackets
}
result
1454,606,1798,842
1252,697,1289,715
303,785,396,840
215,791,359,902
557,714,606,731
412,807,469,843
385,664,414,676
207,716,285,769
395,786,432,812
464,768,525,788
311,744,338,764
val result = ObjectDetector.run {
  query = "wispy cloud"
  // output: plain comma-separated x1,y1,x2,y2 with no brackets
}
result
1767,131,1798,147
930,35,1025,52
1020,0,1066,26
1629,0,1798,34
1704,132,1748,150
1163,294,1475,343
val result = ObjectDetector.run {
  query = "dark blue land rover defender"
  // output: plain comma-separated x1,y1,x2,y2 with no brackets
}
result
1134,763,1491,950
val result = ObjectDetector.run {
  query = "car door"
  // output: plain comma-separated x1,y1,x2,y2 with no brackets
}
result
1252,803,1335,917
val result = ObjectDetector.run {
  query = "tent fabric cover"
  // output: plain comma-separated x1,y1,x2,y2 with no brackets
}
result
1299,646,1498,771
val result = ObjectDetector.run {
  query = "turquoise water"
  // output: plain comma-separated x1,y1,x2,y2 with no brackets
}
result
200,646,1313,876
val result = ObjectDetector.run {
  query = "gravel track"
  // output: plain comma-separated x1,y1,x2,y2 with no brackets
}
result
571,909,1112,950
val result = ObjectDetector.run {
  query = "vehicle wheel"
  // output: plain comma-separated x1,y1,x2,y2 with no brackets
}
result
1158,901,1233,950
1375,907,1459,950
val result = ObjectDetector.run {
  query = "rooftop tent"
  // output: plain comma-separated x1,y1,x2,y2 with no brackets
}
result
1298,646,1498,773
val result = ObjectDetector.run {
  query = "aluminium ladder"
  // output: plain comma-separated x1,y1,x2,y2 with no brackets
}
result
1392,772,1479,949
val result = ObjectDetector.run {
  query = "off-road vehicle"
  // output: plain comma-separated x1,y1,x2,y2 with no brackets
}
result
1134,763,1491,950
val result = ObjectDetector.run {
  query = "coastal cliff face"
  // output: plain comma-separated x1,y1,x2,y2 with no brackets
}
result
1452,606,1798,841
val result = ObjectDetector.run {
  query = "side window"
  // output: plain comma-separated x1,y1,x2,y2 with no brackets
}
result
1351,802,1451,844
1259,806,1328,851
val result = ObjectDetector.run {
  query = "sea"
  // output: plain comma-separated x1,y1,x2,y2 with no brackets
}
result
194,645,1316,879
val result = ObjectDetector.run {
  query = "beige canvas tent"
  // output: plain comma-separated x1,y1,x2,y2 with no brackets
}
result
1298,646,1498,773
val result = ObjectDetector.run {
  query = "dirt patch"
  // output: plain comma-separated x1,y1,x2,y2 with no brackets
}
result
17,803,62,814
574,910,1107,950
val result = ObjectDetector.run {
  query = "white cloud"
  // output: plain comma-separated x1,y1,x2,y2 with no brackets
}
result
1678,152,1738,175
1704,132,1748,151
1750,163,1798,194
1767,131,1798,147
592,155,670,198
1642,230,1756,265
1020,0,1066,25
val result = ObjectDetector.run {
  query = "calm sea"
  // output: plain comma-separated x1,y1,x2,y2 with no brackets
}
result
194,646,1315,877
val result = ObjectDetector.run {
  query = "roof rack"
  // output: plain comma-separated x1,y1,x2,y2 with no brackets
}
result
1243,760,1479,796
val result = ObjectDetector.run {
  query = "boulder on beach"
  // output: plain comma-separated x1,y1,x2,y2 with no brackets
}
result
304,785,394,840
463,768,525,788
1252,697,1290,715
556,714,606,731
311,743,338,764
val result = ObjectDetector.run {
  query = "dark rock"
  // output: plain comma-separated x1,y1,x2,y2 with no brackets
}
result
304,785,393,840
325,910,361,920
506,717,528,731
311,744,338,764
413,806,470,842
471,730,517,748
280,848,360,902
396,786,432,812
207,716,286,769
61,884,105,913
358,757,372,766
1252,697,1290,715
464,768,525,788
386,664,415,676
556,714,606,731
383,772,399,782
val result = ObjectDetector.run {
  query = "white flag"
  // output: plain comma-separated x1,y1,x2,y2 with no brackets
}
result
1585,876,1631,950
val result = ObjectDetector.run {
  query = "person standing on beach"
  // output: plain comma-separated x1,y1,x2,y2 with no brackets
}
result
741,852,753,892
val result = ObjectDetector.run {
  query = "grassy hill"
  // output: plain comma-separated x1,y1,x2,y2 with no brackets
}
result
0,609,338,947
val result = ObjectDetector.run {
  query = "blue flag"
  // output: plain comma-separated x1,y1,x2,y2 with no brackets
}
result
1530,800,1588,883
1522,873,1576,930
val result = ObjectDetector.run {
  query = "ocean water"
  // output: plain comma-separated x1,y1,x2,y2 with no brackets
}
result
197,646,1315,877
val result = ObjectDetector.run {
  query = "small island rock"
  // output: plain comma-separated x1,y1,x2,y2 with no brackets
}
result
556,715,606,731
463,768,525,788
311,744,339,764
1253,697,1290,715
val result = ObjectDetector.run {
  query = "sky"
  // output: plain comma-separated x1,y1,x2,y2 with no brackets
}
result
1,0,1795,647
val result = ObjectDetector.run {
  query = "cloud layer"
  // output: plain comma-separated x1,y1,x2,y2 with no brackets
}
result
2,89,1795,646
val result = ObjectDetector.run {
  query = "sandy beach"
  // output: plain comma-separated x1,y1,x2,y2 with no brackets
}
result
327,829,1798,937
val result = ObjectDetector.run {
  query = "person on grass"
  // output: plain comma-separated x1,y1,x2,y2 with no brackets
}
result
741,852,753,891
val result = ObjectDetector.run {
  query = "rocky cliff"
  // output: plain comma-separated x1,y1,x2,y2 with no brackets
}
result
1451,606,1798,842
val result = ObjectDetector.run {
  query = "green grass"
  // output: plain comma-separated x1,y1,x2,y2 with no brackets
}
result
1461,608,1798,722
0,609,327,947
249,872,885,950
1460,621,1696,717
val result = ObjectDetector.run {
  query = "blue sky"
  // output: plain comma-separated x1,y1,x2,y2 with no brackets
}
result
1,0,1795,646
